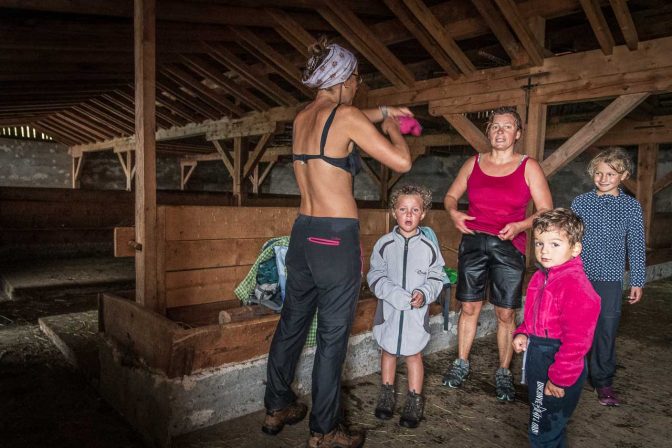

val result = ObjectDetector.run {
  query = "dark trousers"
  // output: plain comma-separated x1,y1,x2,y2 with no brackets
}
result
264,215,361,434
589,281,623,388
527,336,586,448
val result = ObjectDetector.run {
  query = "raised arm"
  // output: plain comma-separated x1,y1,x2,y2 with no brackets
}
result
360,105,413,123
343,106,412,173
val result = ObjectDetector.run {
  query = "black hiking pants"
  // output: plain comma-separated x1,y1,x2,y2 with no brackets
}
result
264,214,361,434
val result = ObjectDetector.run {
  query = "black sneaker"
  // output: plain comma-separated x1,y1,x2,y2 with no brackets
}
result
399,390,424,428
374,383,396,420
442,359,470,388
495,367,515,402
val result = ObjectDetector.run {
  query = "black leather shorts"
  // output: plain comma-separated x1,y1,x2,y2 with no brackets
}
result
456,232,525,309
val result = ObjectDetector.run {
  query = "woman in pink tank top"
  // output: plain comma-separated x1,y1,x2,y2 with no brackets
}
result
441,107,552,402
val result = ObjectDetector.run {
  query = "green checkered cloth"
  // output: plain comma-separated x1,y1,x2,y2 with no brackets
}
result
234,236,318,347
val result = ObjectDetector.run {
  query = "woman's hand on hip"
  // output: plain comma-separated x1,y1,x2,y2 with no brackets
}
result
498,221,524,241
449,209,476,234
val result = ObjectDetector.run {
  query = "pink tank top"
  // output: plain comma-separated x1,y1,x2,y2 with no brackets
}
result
466,154,532,253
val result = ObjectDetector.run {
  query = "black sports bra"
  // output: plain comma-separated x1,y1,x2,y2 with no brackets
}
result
292,105,363,177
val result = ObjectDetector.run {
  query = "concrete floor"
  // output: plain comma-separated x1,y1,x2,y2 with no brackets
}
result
1,275,671,447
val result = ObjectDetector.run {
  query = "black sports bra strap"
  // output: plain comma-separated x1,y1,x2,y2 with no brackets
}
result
319,105,340,156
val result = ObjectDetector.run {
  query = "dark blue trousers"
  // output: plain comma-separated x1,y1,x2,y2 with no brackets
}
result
527,335,587,448
589,281,623,388
264,215,361,434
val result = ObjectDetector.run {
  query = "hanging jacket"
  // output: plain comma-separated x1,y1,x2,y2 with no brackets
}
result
514,256,601,387
367,227,445,356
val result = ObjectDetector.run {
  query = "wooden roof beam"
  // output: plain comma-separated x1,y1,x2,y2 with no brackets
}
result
609,0,638,51
55,111,114,141
442,114,490,153
204,43,298,107
579,0,616,55
382,0,460,79
318,1,416,87
32,121,78,145
70,106,130,136
265,8,314,58
400,0,475,76
493,0,544,66
163,66,246,117
541,93,650,177
74,103,134,135
471,0,527,66
156,79,221,121
113,89,187,128
229,26,314,98
43,116,95,143
180,56,270,112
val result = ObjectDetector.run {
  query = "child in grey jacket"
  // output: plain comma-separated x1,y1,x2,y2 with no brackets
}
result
367,185,445,428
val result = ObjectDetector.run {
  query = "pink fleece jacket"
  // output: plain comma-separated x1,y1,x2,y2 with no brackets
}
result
514,256,601,387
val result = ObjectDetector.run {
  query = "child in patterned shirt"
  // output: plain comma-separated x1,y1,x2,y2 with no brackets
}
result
571,147,646,406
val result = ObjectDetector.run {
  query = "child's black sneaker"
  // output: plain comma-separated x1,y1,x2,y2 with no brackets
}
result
495,367,515,402
374,383,396,420
442,358,470,388
399,390,424,428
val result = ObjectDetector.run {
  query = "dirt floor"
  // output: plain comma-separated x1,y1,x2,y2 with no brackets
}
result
1,280,671,448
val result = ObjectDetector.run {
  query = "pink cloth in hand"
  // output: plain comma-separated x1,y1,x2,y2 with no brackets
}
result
398,116,422,136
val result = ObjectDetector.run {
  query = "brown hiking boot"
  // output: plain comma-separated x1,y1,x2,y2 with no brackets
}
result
399,390,424,428
306,424,365,448
261,401,308,435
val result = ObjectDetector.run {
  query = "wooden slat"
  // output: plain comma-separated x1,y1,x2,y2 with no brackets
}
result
243,133,274,180
319,1,416,87
265,8,314,58
114,226,135,257
167,300,241,327
157,79,221,120
579,0,615,55
165,238,277,271
637,143,658,244
401,0,475,75
134,0,159,312
653,170,672,195
165,265,250,307
521,102,547,160
204,44,298,107
493,0,544,66
541,93,650,177
608,0,638,51
471,0,526,66
443,114,490,153
229,26,314,98
382,0,460,79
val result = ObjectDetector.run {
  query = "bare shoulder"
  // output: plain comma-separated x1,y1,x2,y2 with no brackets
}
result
524,157,545,177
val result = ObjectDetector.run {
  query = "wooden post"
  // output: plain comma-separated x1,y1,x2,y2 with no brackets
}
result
232,136,247,206
637,143,658,245
380,164,390,208
134,0,161,312
251,164,260,194
71,154,84,189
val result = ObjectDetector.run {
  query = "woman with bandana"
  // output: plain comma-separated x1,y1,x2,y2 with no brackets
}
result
261,37,412,448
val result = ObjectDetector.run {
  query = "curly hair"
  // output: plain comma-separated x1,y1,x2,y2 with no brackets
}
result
389,184,433,212
533,208,584,246
485,106,523,135
587,147,633,179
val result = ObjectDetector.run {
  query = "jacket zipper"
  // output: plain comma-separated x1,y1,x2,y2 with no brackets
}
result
396,237,409,356
532,270,548,337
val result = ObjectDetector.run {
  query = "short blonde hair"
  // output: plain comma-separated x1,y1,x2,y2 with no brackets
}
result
533,208,584,246
389,184,433,212
587,147,633,179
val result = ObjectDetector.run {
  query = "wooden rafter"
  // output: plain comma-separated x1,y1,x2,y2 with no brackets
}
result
319,1,416,87
442,114,490,153
257,161,276,188
157,79,220,120
180,55,269,111
113,89,186,128
74,104,133,135
608,0,638,51
180,160,197,190
204,43,298,107
229,26,314,98
541,92,650,177
71,152,85,188
265,8,314,58
400,0,475,75
163,65,245,117
243,133,274,180
492,0,544,66
212,140,234,177
59,110,117,139
382,0,460,79
637,142,657,243
471,0,526,66
579,0,615,55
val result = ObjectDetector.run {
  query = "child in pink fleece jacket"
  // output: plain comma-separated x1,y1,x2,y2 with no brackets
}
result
513,208,600,448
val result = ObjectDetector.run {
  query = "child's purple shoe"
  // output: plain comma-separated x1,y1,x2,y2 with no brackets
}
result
596,386,620,406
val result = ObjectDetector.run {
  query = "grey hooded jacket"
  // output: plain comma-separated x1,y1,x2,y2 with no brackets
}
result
367,227,445,356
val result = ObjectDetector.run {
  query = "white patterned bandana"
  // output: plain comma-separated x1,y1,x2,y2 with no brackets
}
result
302,44,357,89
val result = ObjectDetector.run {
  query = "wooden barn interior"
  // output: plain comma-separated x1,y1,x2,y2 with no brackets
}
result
2,1,672,447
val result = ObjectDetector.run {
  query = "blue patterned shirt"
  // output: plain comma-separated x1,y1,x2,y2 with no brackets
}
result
571,189,646,287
